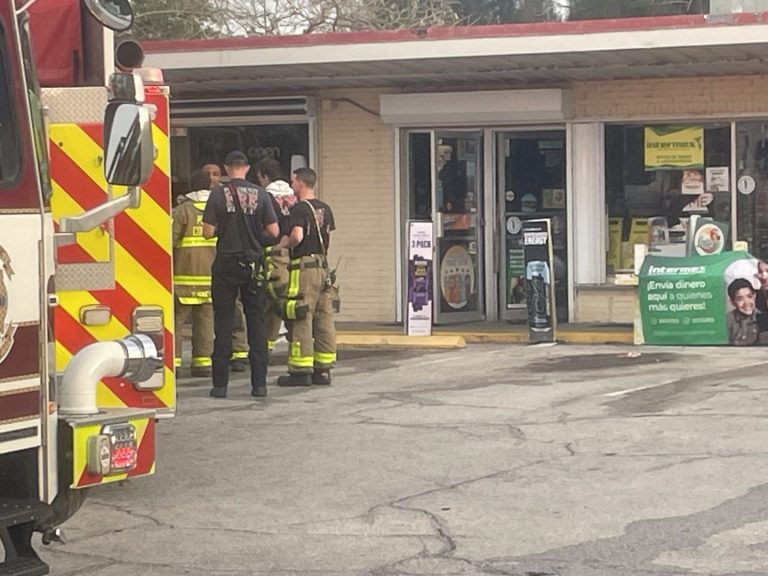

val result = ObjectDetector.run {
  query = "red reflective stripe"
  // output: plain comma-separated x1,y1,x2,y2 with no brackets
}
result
147,92,169,136
50,144,106,210
142,160,171,213
79,124,102,147
51,142,171,288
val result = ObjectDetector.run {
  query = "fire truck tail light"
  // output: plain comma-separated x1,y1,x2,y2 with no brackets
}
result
80,304,111,326
86,423,138,476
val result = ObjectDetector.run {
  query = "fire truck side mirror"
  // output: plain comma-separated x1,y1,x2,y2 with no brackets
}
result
103,102,153,187
82,0,134,32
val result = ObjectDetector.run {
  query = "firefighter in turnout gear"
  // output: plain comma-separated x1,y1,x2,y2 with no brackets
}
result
277,167,337,387
256,158,297,353
173,170,216,376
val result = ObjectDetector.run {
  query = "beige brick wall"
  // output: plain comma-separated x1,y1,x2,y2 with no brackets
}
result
573,75,768,119
317,90,396,322
575,286,636,324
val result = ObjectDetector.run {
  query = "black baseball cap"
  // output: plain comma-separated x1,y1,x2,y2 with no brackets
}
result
224,150,249,166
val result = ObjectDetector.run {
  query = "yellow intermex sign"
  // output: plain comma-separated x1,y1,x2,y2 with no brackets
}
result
644,126,704,170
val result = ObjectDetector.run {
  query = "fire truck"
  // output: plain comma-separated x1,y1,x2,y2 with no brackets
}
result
0,1,174,574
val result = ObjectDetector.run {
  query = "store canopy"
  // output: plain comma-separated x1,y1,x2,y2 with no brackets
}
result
144,12,768,98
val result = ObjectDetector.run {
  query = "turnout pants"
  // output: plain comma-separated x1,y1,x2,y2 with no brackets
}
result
287,255,336,375
211,254,268,390
174,299,213,368
265,247,291,352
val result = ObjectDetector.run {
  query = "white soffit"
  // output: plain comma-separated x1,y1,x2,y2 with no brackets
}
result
380,89,571,125
145,24,768,70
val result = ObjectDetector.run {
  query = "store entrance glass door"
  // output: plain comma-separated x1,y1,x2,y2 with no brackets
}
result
497,131,568,322
736,121,768,260
434,132,484,323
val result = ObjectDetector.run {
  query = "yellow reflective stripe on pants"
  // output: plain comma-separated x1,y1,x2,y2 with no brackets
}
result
287,261,301,299
178,296,211,305
178,237,217,248
174,357,182,368
231,351,248,360
192,357,212,367
284,299,297,320
314,351,336,366
174,275,212,286
288,341,313,371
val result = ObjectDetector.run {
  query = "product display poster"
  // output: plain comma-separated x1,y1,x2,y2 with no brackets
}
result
407,221,434,336
644,126,704,170
438,240,479,314
523,219,557,343
639,251,764,345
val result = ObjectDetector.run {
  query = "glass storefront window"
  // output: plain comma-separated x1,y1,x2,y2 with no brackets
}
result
171,123,309,199
605,123,731,274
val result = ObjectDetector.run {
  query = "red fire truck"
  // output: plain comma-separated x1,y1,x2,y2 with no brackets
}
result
0,1,173,574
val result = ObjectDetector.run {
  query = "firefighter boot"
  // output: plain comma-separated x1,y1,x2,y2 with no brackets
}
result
313,369,332,385
251,385,267,398
276,373,312,387
209,387,227,398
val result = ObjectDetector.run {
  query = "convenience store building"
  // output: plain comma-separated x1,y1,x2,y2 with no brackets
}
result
145,13,768,326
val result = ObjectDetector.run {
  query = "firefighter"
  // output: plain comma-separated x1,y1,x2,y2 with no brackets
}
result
203,151,278,398
255,158,297,353
173,169,216,376
204,162,249,372
276,167,337,387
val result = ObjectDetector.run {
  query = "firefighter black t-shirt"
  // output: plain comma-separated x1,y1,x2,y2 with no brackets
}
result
289,199,335,258
202,178,277,255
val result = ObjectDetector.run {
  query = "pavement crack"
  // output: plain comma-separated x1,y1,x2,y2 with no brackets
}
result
86,500,163,527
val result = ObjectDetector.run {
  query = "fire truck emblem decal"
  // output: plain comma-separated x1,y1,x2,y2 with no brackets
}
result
0,246,17,363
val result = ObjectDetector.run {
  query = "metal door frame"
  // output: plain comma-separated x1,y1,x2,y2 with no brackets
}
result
494,127,568,322
431,129,485,324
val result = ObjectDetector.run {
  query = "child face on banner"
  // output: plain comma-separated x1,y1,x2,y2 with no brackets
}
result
757,261,768,290
732,286,757,317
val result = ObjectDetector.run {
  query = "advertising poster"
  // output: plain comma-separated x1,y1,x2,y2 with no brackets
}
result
523,219,557,343
644,126,704,170
639,251,768,346
706,167,729,192
406,221,433,336
438,241,478,314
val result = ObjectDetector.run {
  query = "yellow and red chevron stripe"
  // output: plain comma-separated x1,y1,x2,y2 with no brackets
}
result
68,415,155,488
51,88,175,414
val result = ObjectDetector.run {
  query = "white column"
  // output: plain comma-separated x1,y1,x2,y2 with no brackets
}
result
571,122,606,285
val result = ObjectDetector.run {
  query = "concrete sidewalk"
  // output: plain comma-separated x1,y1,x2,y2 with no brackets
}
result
179,321,634,354
336,321,634,348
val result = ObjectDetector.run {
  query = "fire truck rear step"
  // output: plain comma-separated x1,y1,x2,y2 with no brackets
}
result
0,499,49,576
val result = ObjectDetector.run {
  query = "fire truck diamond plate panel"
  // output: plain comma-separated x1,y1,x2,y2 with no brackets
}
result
41,87,107,124
56,263,115,292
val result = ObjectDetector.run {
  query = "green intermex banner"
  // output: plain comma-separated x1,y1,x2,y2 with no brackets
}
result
639,252,753,345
